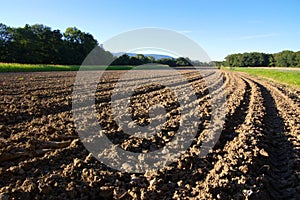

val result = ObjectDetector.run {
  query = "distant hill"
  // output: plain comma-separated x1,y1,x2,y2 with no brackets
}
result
112,52,174,60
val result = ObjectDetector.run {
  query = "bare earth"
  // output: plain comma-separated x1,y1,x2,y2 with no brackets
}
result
0,70,299,199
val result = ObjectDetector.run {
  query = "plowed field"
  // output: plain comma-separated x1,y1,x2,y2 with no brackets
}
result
0,70,299,199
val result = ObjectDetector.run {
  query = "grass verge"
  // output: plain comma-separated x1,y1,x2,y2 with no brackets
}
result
223,67,300,88
0,63,172,72
0,63,79,72
0,63,170,72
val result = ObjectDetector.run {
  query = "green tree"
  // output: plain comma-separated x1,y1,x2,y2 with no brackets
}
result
156,58,176,67
0,23,12,62
275,50,296,67
5,24,63,63
111,54,131,65
131,54,151,65
63,27,98,64
268,54,275,67
0,23,100,65
295,51,300,67
225,52,273,67
175,57,192,66
147,56,155,63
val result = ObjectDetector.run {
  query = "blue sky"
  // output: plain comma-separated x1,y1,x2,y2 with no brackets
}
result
1,0,299,60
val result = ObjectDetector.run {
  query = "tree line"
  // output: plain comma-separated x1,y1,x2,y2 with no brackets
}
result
111,54,201,66
1,23,299,67
0,23,197,66
224,51,300,67
0,23,114,65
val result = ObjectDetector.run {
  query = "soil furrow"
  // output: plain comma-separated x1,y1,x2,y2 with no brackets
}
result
244,75,300,199
0,70,299,199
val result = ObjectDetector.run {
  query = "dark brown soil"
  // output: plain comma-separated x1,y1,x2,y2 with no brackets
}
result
0,70,299,199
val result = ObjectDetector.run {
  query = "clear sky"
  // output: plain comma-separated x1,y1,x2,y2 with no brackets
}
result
1,0,299,60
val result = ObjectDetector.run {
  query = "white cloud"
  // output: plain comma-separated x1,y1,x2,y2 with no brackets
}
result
178,30,193,34
239,33,279,40
177,30,203,34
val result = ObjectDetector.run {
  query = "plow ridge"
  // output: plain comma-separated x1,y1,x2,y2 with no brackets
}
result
0,70,299,199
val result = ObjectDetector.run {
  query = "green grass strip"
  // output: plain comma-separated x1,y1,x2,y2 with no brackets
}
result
0,63,171,72
224,67,300,87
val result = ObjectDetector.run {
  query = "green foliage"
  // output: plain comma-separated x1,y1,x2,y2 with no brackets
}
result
62,27,99,64
0,23,200,67
0,23,11,61
225,51,300,67
274,50,297,67
0,23,106,65
225,52,272,67
112,55,196,67
175,57,192,66
296,51,300,67
155,58,176,67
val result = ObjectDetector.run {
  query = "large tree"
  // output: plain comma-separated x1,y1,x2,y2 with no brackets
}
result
175,57,192,66
275,50,296,67
62,27,98,64
0,23,101,65
0,23,12,62
224,51,298,67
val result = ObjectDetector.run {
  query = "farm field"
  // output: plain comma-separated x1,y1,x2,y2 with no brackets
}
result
228,67,300,88
0,69,299,199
